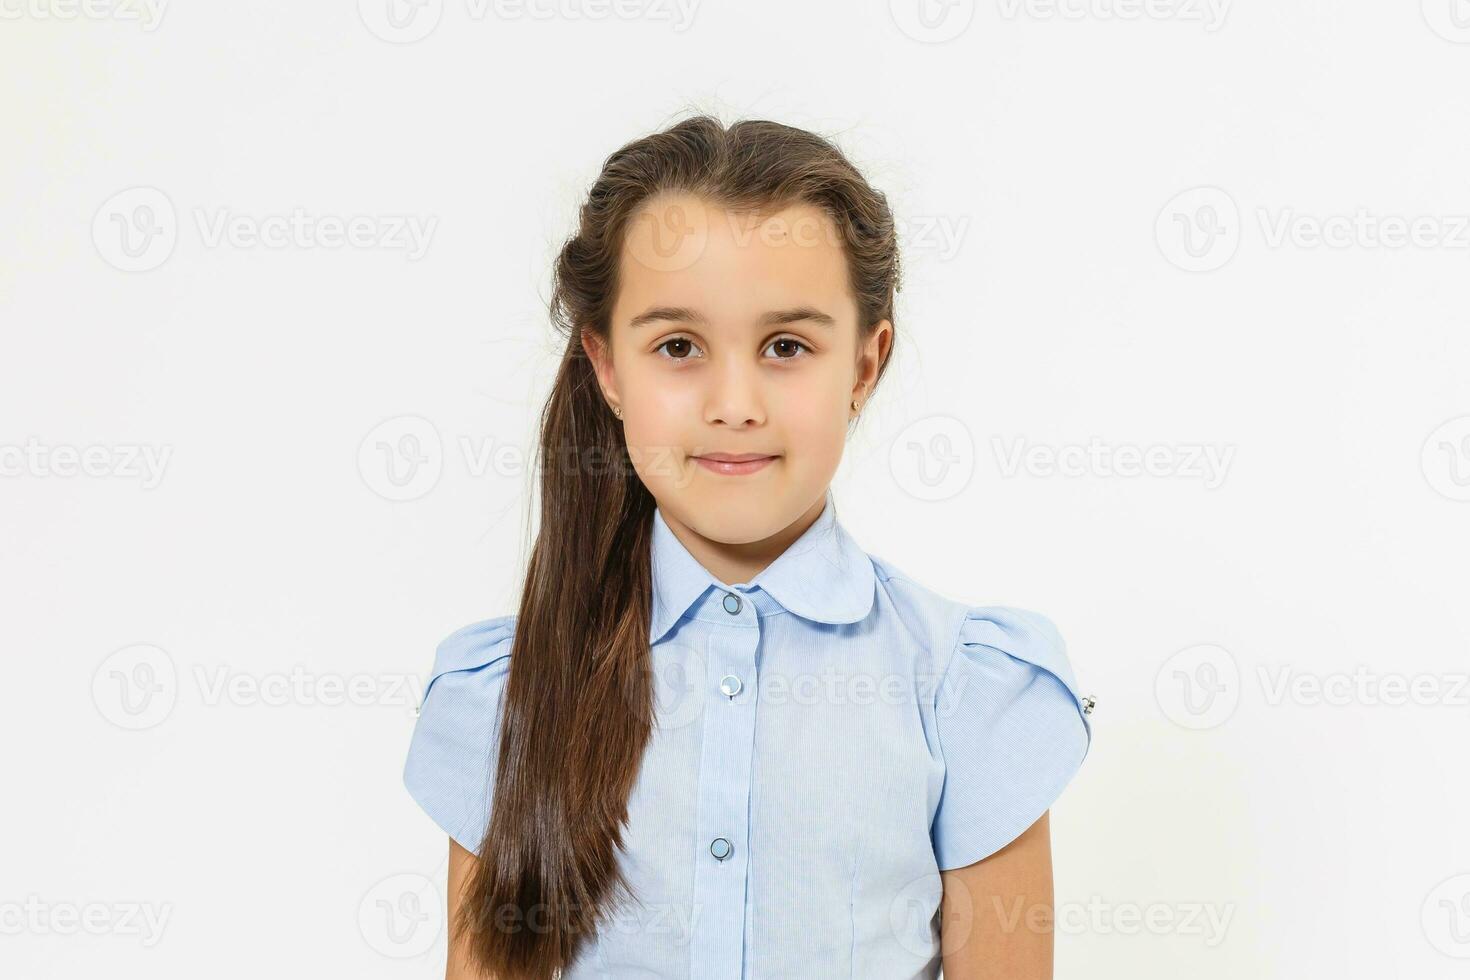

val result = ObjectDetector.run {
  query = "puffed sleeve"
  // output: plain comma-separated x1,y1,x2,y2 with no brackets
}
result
930,605,1093,871
403,615,516,856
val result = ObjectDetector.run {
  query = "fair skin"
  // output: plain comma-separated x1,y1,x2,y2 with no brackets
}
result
938,812,1058,979
444,191,1058,978
445,839,483,979
584,191,888,584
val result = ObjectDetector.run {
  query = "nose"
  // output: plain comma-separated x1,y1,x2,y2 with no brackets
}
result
704,354,765,428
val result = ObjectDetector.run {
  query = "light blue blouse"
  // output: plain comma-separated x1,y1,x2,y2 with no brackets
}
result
404,487,1093,978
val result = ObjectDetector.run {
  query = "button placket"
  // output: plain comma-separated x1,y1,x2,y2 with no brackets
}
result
689,592,759,980
717,593,747,702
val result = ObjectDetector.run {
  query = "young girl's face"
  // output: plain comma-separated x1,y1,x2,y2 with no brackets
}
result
588,192,890,545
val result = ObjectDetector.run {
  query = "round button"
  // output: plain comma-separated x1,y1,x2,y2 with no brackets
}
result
722,592,742,614
709,837,733,861
720,674,742,698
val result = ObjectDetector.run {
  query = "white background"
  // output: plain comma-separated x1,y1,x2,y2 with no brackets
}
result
3,1,1469,977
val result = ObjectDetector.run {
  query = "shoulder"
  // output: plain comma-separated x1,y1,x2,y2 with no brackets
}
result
403,614,517,854
949,605,1084,713
868,554,1092,726
869,551,1018,641
867,554,971,657
896,590,1093,870
422,613,517,701
412,613,517,745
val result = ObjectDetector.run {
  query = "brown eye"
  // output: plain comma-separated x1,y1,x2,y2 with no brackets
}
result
764,337,810,359
655,338,700,359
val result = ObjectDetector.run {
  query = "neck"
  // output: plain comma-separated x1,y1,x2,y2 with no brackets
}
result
657,493,828,588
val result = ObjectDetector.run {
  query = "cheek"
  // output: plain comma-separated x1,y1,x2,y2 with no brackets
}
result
780,387,850,464
623,424,688,496
619,354,692,411
622,366,698,447
617,366,693,491
775,373,850,429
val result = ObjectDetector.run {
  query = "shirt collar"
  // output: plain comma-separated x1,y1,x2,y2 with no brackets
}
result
648,487,877,645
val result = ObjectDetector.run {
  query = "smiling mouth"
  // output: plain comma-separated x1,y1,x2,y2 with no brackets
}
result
690,452,780,476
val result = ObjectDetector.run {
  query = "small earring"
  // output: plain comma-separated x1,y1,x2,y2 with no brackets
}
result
612,405,623,420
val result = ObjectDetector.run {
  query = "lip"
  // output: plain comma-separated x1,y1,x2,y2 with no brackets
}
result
691,452,780,476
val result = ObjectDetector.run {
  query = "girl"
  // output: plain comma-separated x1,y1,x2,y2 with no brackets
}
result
404,114,1094,980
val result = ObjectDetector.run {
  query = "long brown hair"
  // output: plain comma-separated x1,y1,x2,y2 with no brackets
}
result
457,111,903,978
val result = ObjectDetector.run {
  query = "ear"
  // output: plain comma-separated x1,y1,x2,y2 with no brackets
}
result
855,319,893,394
582,328,620,406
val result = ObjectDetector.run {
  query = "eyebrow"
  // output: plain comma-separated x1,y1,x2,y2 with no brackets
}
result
628,306,836,330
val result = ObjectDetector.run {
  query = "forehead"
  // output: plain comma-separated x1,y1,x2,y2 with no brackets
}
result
614,192,856,327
